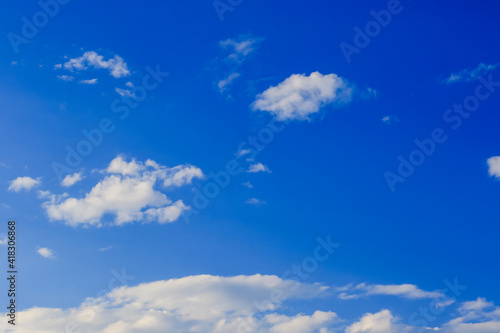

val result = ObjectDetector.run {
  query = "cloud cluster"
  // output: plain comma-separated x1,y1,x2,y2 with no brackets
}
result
58,51,130,78
41,156,203,227
252,71,353,121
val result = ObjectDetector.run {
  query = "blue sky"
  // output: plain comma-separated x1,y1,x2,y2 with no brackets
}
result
1,0,500,332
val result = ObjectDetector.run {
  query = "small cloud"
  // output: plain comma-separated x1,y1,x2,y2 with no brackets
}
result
247,163,271,173
79,78,98,85
220,35,262,63
61,172,83,187
115,87,135,98
11,61,18,66
381,115,399,125
125,81,134,88
37,247,55,259
242,181,253,188
443,62,500,84
0,203,11,210
245,198,266,205
236,149,251,158
54,63,62,69
98,245,113,252
218,73,240,92
8,176,41,192
57,75,75,82
487,156,500,178
0,236,7,245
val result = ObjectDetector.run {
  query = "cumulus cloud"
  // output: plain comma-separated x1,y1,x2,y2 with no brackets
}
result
247,163,271,173
8,176,41,192
41,156,203,227
59,51,130,78
61,172,83,187
346,310,399,333
487,156,500,178
0,274,335,333
37,247,55,259
444,62,500,84
338,283,443,300
252,71,353,121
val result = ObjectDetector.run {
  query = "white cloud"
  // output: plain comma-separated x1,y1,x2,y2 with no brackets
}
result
382,115,399,125
98,245,113,252
220,35,261,63
242,181,253,188
252,71,353,121
236,149,251,158
57,74,74,81
79,78,98,85
346,310,399,333
218,72,240,92
248,163,271,173
0,236,7,245
61,172,83,187
444,62,500,84
8,176,41,192
338,283,443,300
61,51,130,78
115,87,135,97
245,198,266,205
41,156,203,227
0,274,334,333
487,156,500,178
37,247,55,259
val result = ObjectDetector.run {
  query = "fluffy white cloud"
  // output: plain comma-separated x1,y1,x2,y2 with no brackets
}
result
252,71,353,121
61,172,83,187
487,156,500,178
338,283,443,300
0,236,7,245
8,176,41,192
0,274,335,333
444,62,499,84
247,163,271,173
346,310,398,333
37,247,55,259
41,156,203,227
60,51,130,78
115,87,135,97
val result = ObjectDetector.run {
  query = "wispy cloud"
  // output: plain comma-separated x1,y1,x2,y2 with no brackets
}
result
57,74,74,82
79,78,98,85
245,198,266,205
242,181,253,188
337,282,443,300
443,62,500,84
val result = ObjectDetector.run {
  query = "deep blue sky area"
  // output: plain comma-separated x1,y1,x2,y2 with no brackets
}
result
1,0,500,332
